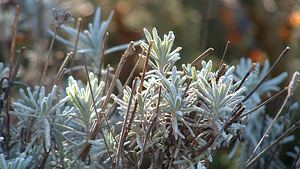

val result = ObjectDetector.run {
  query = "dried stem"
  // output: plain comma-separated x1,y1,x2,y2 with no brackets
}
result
114,78,139,169
216,63,227,82
191,47,214,67
244,121,300,169
38,28,58,89
78,54,113,163
109,55,142,117
4,47,25,157
103,42,135,118
219,41,230,67
242,47,290,103
240,87,287,118
69,18,82,76
139,85,162,167
4,5,20,156
98,32,109,82
235,63,256,92
247,71,299,163
123,42,152,138
53,52,72,86
224,105,245,130
139,42,153,92
8,4,20,66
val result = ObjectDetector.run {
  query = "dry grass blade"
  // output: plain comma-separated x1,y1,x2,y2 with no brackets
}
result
191,47,214,67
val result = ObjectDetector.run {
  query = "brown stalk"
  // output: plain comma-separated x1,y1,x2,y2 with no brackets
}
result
139,85,162,167
78,43,135,161
84,54,113,163
183,78,192,97
224,105,245,130
4,47,25,156
114,78,139,169
97,32,109,82
216,63,227,82
247,71,299,163
191,47,214,67
239,87,287,118
139,42,153,93
115,43,152,168
109,55,142,116
235,63,256,92
103,41,135,119
244,121,300,169
53,52,72,86
69,18,82,76
3,5,20,157
124,43,152,135
219,41,230,67
8,4,19,66
242,47,290,103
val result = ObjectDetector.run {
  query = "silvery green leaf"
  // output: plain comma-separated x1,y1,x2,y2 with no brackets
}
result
44,118,51,152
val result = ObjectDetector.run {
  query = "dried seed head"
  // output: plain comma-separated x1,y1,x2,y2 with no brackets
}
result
52,8,75,29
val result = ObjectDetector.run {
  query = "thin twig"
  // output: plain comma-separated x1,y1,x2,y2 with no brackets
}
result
216,63,227,82
98,32,109,82
224,105,245,130
114,78,139,169
219,41,230,67
240,87,287,118
69,18,82,76
139,42,153,92
78,54,113,163
191,47,214,67
235,63,256,92
4,47,24,157
109,55,142,117
8,4,19,66
38,28,58,88
53,52,72,86
244,121,300,169
242,47,290,103
78,43,135,162
123,42,152,138
4,5,20,156
139,85,162,167
103,42,135,118
247,71,299,163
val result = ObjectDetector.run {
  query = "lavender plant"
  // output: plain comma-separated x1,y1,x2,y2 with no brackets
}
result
113,28,249,168
229,58,292,169
1,4,300,169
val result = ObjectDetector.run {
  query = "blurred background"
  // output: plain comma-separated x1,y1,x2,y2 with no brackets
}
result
1,0,300,168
